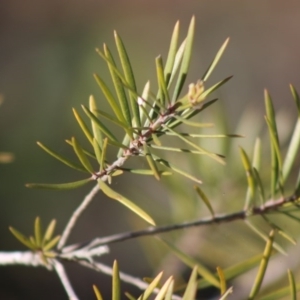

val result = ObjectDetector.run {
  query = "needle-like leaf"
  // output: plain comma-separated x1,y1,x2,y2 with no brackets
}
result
34,217,42,248
164,21,180,85
98,180,155,225
153,155,202,184
72,137,94,174
154,277,173,300
164,125,225,164
114,31,141,129
37,142,87,173
202,38,230,82
156,56,170,106
89,95,104,148
93,285,103,300
72,108,93,145
82,105,118,143
239,147,256,208
93,74,125,123
194,186,215,217
26,178,92,190
103,44,132,128
112,260,121,300
216,266,226,295
42,219,56,246
143,144,161,180
9,227,36,250
172,16,195,102
160,239,220,288
137,272,163,300
182,266,198,300
248,230,275,300
264,89,280,196
43,235,60,251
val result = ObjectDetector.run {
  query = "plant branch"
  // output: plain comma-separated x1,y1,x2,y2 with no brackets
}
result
0,251,46,267
57,183,100,250
77,194,299,249
53,259,79,300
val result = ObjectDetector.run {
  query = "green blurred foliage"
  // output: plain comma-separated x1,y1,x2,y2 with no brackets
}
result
1,1,300,299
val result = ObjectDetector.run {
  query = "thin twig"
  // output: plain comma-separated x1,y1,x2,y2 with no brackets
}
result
53,259,79,300
57,184,100,250
0,251,45,267
78,260,182,300
73,194,298,249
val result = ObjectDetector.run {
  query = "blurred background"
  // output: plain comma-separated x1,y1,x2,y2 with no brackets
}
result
1,0,300,299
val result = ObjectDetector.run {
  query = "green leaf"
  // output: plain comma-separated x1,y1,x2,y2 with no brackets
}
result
153,155,202,184
119,168,172,176
239,147,256,208
43,235,60,251
216,266,226,295
168,39,186,90
164,132,242,138
9,227,36,250
258,284,300,300
164,125,225,164
89,95,103,148
42,219,56,245
172,16,195,102
199,76,233,100
149,144,205,155
103,44,132,128
282,118,300,184
173,116,214,127
245,221,286,255
151,133,161,146
202,38,230,82
252,138,261,171
154,277,173,300
112,260,121,300
72,137,94,174
81,105,118,143
164,21,179,85
34,217,42,248
194,186,215,217
93,138,102,166
290,84,300,117
139,81,151,124
253,168,266,204
93,285,103,300
72,108,93,145
125,293,136,300
93,74,125,123
160,239,220,288
164,280,174,300
288,269,296,300
65,139,96,159
248,230,275,300
26,178,92,190
98,180,155,225
95,108,129,129
182,266,198,300
143,144,161,180
199,254,262,289
138,272,163,300
114,31,141,128
156,56,170,106
264,89,280,196
37,142,87,173
100,138,108,172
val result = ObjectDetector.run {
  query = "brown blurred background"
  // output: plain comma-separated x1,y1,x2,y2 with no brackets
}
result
1,1,300,299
